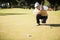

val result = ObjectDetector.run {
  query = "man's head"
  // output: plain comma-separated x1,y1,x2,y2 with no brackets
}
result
34,2,40,10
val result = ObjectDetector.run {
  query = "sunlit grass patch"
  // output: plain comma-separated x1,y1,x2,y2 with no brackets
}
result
0,8,60,40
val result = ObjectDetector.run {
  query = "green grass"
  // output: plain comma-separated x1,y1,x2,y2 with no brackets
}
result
0,8,60,40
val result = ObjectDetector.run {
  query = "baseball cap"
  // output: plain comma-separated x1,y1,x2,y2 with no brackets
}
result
34,2,40,8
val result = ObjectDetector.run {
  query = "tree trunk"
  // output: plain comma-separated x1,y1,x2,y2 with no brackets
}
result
18,2,20,6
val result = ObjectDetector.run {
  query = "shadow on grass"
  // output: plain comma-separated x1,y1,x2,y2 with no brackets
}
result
0,13,28,16
40,24,60,27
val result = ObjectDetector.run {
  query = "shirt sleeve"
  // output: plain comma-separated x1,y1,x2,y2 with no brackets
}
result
43,6,48,10
33,9,37,14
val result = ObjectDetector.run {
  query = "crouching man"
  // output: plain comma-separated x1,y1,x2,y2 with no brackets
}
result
33,2,48,26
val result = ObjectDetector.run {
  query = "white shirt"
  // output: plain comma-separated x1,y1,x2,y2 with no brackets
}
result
33,5,48,14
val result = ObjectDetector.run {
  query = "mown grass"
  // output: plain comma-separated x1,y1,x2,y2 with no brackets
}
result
0,8,60,40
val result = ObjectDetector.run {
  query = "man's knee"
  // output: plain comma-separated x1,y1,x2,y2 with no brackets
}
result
42,16,48,23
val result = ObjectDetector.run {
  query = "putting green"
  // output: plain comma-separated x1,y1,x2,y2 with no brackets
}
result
0,8,60,40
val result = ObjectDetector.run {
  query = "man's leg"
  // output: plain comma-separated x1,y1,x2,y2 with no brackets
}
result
42,16,48,23
36,14,41,25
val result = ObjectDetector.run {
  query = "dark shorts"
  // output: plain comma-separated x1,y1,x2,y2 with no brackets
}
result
36,14,48,24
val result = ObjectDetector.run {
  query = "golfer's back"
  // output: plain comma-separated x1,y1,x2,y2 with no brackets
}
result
40,5,48,16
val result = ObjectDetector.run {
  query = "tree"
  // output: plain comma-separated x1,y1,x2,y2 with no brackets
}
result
47,0,60,10
16,0,25,6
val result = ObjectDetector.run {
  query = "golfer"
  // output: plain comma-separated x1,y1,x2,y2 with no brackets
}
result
33,2,48,26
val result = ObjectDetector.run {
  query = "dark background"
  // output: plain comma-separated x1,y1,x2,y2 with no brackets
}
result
0,0,60,10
